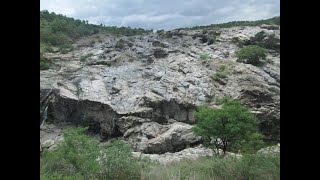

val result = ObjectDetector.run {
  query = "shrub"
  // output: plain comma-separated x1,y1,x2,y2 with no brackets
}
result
200,53,209,60
40,127,151,179
98,140,151,179
212,64,234,83
40,53,49,70
208,38,215,45
40,61,49,70
235,45,267,65
40,127,100,179
192,97,265,155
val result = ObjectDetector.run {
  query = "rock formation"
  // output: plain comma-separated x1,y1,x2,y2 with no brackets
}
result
40,25,280,155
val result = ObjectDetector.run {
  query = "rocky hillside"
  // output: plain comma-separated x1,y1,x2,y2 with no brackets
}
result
40,22,280,155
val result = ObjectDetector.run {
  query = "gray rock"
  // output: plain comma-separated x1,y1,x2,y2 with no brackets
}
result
41,25,280,154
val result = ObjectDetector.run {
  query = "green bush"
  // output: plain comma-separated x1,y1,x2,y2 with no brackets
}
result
40,61,49,70
212,64,232,82
98,140,151,179
40,127,151,180
40,53,49,70
141,154,280,180
192,97,265,155
40,127,100,179
200,53,209,60
235,45,267,65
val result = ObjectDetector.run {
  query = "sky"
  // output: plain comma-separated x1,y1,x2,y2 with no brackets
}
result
40,0,280,30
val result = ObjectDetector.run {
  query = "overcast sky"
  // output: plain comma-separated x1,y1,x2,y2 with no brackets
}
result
40,0,280,30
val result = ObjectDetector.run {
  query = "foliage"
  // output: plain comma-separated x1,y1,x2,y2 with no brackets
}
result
98,140,152,179
141,154,280,180
192,97,264,155
183,16,280,30
40,10,152,53
40,61,49,70
40,53,49,70
199,53,209,60
235,45,267,65
212,64,233,82
40,127,152,180
40,127,100,179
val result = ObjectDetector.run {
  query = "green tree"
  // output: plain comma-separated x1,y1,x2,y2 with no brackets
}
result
235,45,267,65
192,97,264,155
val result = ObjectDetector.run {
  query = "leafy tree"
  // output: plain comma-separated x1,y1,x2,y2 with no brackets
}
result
192,97,264,155
235,45,267,65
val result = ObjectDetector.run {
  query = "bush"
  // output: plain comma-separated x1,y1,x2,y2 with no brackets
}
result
98,140,151,179
200,53,209,60
212,64,232,82
40,61,49,70
235,45,267,65
40,127,100,179
40,127,151,179
192,97,265,155
40,53,49,70
208,38,215,45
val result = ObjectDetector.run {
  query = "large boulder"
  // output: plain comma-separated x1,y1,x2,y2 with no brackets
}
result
125,122,201,154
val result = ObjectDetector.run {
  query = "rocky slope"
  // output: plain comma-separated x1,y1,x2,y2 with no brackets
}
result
40,24,280,155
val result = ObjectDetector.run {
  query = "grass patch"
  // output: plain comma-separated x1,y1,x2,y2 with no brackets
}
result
141,154,280,180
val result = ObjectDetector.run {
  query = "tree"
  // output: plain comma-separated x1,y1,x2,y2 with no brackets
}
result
235,45,267,65
192,97,264,155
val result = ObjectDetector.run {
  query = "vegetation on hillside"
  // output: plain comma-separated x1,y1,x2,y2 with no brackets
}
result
40,127,279,180
40,10,152,69
40,10,152,50
193,97,265,155
184,16,280,30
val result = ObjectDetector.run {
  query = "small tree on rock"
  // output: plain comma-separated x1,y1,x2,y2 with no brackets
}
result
192,97,264,155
